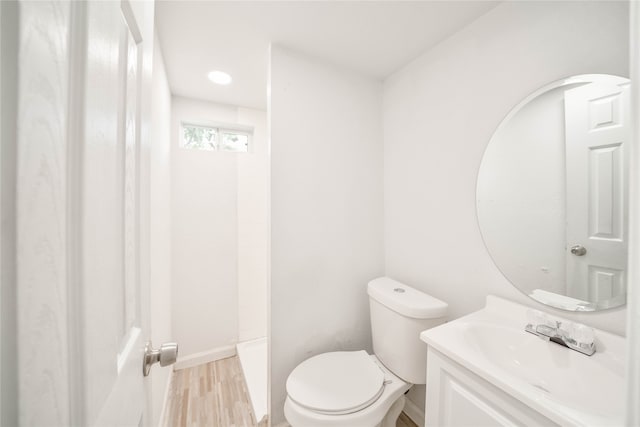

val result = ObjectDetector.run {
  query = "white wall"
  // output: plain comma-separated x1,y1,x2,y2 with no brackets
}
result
149,32,172,427
171,96,267,361
269,46,384,424
171,97,238,358
237,107,268,342
383,0,629,413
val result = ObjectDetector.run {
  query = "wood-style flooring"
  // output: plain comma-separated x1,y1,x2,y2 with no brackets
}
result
397,411,419,427
163,356,419,427
164,356,266,427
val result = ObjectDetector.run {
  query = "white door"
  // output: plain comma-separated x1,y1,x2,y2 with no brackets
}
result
565,76,630,305
15,1,156,425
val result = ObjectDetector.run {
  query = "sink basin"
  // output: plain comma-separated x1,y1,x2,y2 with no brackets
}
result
421,296,626,426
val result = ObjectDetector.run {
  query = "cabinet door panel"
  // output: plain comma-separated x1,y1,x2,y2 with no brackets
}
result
439,371,518,426
426,348,558,427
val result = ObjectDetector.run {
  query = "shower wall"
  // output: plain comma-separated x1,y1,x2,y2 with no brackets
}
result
171,96,267,364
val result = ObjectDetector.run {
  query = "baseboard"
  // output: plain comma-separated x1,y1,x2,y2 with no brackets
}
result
173,345,237,371
403,396,426,427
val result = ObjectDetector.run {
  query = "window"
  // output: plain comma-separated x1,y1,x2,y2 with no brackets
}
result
181,122,252,152
220,131,249,152
181,123,218,150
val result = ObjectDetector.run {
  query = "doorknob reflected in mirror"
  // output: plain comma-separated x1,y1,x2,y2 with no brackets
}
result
143,341,178,376
570,245,587,256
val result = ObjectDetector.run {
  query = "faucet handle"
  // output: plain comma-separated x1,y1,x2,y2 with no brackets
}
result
572,323,595,345
557,321,576,338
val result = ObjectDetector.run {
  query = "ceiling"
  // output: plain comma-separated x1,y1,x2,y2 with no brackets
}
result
156,1,499,110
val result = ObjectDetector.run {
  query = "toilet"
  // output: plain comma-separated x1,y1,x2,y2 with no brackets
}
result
284,277,448,427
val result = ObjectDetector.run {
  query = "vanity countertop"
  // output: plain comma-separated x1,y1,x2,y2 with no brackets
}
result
420,295,626,427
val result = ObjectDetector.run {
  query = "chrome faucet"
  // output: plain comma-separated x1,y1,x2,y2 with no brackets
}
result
525,311,596,356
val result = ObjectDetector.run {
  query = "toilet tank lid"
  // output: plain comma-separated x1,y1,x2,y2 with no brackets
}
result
367,277,447,319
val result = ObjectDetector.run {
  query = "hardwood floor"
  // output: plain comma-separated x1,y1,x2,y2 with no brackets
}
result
164,356,266,427
397,411,419,427
163,355,418,427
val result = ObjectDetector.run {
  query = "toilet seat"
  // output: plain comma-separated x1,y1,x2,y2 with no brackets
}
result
284,354,412,427
286,351,386,415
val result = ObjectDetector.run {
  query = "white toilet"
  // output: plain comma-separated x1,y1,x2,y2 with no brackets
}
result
284,277,448,427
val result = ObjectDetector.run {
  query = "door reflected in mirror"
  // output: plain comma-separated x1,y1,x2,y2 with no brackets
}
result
477,74,630,311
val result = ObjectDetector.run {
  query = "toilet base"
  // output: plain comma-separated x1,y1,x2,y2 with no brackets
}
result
379,395,405,427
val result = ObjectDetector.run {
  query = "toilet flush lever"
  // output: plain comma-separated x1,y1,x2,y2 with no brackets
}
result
143,341,178,376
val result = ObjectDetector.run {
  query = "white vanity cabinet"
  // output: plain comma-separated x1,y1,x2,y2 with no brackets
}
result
425,347,558,427
420,296,626,427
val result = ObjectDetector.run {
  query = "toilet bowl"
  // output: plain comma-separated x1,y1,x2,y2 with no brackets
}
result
284,352,410,427
284,277,448,427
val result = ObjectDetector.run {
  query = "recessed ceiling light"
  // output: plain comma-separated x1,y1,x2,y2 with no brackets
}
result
208,70,232,85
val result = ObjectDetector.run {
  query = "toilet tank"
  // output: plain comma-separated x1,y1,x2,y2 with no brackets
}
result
368,277,447,384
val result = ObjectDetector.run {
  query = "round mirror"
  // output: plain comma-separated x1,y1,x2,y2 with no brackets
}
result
477,74,630,312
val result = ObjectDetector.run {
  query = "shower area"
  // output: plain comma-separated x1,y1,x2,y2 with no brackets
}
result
237,337,268,422
166,96,268,424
